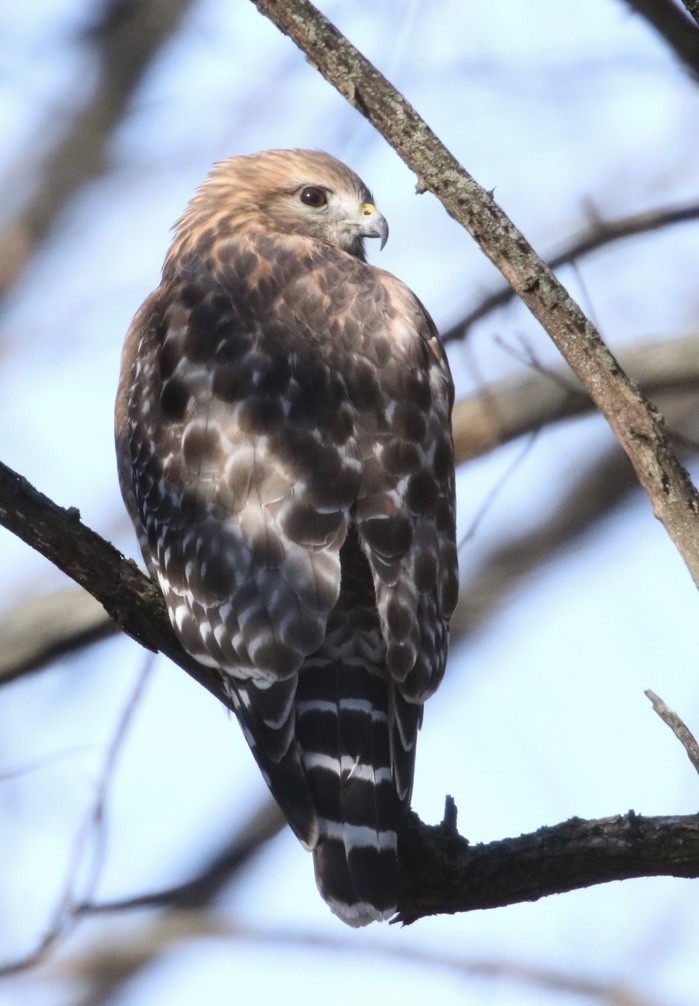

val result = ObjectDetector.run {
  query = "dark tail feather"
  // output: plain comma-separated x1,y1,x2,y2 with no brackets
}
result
312,826,398,926
224,676,319,848
296,657,407,926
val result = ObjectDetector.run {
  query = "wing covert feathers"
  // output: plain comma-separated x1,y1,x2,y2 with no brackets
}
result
115,150,457,926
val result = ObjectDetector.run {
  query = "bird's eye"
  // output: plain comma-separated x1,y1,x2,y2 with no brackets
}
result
299,186,328,208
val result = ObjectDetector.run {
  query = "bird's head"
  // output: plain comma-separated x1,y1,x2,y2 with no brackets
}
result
172,149,389,265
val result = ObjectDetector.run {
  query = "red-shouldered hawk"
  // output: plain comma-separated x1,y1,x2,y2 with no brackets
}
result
115,149,458,926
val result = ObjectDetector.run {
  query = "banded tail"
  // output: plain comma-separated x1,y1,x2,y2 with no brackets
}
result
225,529,424,926
297,657,421,925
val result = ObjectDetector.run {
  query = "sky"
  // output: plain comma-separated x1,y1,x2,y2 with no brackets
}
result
1,1,699,1004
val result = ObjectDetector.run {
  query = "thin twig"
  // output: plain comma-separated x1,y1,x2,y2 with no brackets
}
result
0,658,152,975
442,201,699,342
57,916,671,1006
645,689,699,777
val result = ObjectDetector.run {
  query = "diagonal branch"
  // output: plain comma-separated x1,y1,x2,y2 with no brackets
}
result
0,588,116,685
683,0,699,29
646,689,699,777
249,0,699,588
78,797,285,915
0,0,194,296
442,202,699,343
0,459,229,711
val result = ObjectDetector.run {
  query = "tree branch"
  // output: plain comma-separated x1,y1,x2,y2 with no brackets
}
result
646,689,699,776
3,461,699,928
682,0,699,29
619,0,699,77
0,459,230,712
0,0,194,296
249,0,699,589
0,588,116,685
453,331,699,461
442,201,699,343
398,810,699,923
77,797,285,914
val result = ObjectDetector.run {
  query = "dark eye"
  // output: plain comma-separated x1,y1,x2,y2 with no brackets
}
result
299,186,328,208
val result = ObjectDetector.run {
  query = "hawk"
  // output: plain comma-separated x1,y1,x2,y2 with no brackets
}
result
115,149,458,926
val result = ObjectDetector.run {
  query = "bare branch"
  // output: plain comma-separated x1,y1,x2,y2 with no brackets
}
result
0,459,232,712
78,797,285,914
442,202,699,343
58,918,671,1006
682,0,699,29
0,661,150,976
249,0,699,588
453,331,699,461
619,0,699,78
3,462,699,930
0,0,194,296
0,588,116,685
646,689,699,777
398,810,699,924
61,798,283,1006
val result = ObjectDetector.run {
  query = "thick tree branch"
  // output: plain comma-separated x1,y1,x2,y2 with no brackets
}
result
442,202,699,343
683,0,699,28
3,461,699,928
250,0,699,589
398,811,699,924
0,459,230,712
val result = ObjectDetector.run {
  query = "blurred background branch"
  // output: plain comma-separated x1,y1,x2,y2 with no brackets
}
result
442,202,699,344
619,0,699,76
0,0,194,296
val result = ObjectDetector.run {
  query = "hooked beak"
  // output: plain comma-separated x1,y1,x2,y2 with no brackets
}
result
359,202,389,250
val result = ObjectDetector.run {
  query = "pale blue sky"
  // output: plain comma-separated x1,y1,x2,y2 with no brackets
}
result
1,2,699,1004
